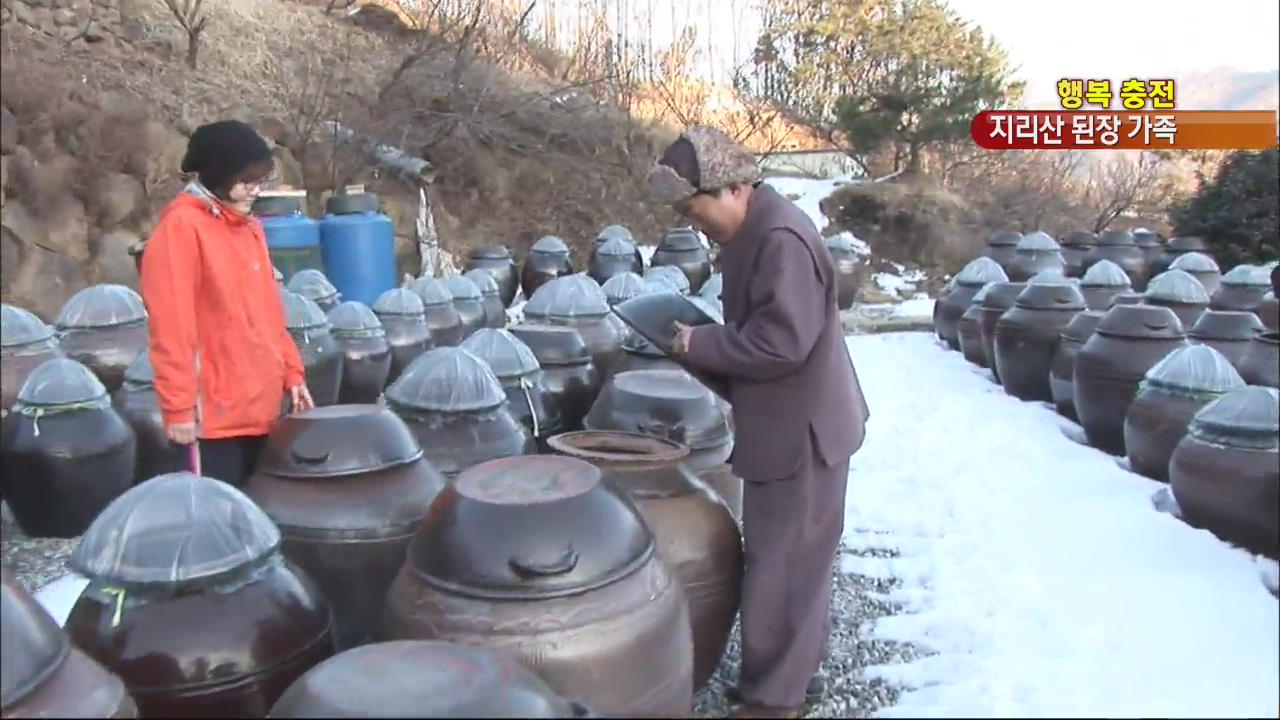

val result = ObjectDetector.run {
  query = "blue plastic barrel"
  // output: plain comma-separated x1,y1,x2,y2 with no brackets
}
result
254,195,323,283
318,193,396,307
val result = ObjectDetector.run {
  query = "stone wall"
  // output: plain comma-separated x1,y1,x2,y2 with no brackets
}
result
0,0,182,53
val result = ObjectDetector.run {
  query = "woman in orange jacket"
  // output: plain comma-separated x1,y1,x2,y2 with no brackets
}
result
140,120,315,487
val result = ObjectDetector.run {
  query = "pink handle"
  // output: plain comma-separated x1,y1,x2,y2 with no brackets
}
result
189,442,202,476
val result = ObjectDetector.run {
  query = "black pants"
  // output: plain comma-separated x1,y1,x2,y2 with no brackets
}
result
171,436,267,488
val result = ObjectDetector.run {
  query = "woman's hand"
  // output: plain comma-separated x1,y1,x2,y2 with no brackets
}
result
166,421,198,445
289,383,316,413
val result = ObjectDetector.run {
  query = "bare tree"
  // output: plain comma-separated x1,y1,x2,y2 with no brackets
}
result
1080,151,1183,232
161,0,208,69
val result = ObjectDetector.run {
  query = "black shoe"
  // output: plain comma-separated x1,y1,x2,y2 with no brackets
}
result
726,675,827,709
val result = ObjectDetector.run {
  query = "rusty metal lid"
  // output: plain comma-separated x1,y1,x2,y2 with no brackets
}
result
597,237,638,258
55,284,147,329
386,347,506,412
1189,310,1264,341
525,275,610,319
269,640,584,718
288,269,341,304
469,244,512,261
281,290,330,330
595,224,633,244
328,301,386,337
373,288,426,318
405,455,655,600
1,569,71,709
1141,344,1244,395
1062,230,1097,248
1188,386,1279,450
1015,281,1086,310
256,405,425,479
659,227,705,252
602,272,647,305
956,256,1008,287
1145,270,1209,304
408,277,454,307
1061,310,1106,342
1097,230,1136,246
508,324,592,367
462,329,541,378
15,357,109,408
531,236,570,255
644,266,692,294
1167,235,1208,253
1170,252,1220,274
1095,304,1186,340
987,230,1021,247
464,269,501,297
444,275,482,302
980,282,1027,310
585,369,732,450
2,304,55,349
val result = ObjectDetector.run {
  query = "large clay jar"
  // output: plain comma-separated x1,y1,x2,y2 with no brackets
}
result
464,268,509,329
112,353,170,486
408,277,466,348
1237,332,1279,388
652,228,713,294
1123,345,1245,482
1,569,137,718
464,244,519,307
645,265,692,295
1009,231,1067,282
521,236,575,300
1,304,63,413
1151,235,1209,279
589,237,644,286
938,257,1008,352
1084,230,1148,291
982,230,1021,277
585,368,741,520
381,455,695,718
443,275,487,340
54,284,149,393
957,283,995,368
603,272,648,306
1049,310,1105,421
1143,269,1210,330
1073,304,1188,455
1169,251,1222,297
994,275,1087,401
1210,264,1271,312
1059,230,1097,278
1189,310,1265,372
1,358,135,538
547,431,742,690
826,235,864,310
64,472,336,717
327,302,392,404
508,324,602,432
288,269,342,313
384,347,533,478
524,275,626,379
1133,229,1164,267
1257,291,1279,333
246,405,447,651
269,640,592,718
1079,259,1133,311
978,282,1026,384
463,329,561,446
281,291,344,407
371,288,434,385
1169,386,1278,558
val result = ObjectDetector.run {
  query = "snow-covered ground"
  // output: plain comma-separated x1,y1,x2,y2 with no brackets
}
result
764,174,871,258
841,332,1279,718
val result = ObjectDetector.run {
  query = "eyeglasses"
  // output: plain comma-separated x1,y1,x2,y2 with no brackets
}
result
238,173,281,191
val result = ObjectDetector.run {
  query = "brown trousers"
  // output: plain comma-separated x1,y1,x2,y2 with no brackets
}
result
738,445,849,708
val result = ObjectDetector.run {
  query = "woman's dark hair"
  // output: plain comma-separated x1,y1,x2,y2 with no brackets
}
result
181,120,274,196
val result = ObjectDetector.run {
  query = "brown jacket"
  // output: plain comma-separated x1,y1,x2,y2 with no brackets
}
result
684,184,869,481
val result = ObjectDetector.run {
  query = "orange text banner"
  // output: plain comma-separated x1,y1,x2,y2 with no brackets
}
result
970,111,1279,150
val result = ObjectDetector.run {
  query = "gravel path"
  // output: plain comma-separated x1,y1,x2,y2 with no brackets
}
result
1,503,79,595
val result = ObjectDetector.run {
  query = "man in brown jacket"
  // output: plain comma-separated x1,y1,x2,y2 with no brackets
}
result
648,126,870,719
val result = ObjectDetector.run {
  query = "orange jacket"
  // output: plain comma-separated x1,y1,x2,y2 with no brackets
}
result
140,192,305,439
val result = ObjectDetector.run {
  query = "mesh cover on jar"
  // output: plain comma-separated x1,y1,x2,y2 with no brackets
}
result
1187,386,1279,450
1145,270,1210,303
373,288,426,317
281,290,329,330
643,266,691,295
2,304,56,351
1220,264,1270,287
603,273,648,305
328,301,385,337
530,236,570,254
525,275,610,319
464,269,501,297
956,256,1009,286
1028,270,1076,286
55,285,147,329
1081,259,1133,288
597,237,639,258
444,275,483,301
14,357,110,409
408,277,454,307
385,346,506,412
1142,344,1245,393
1016,231,1061,251
461,328,541,379
1170,252,1220,274
596,224,634,243
287,269,340,302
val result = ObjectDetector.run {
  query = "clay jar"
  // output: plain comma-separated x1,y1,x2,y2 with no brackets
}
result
1151,235,1210,279
826,235,864,310
983,230,1022,277
508,324,602,432
64,472,336,718
1078,259,1134,311
978,282,1026,384
1,358,135,538
464,244,519,307
957,283,995,368
371,288,434,385
521,236,576,300
443,275,487,340
1123,345,1245,482
1049,310,1105,421
652,228,713,294
1009,231,1067,282
1059,230,1097,278
111,353,170,486
1,569,137,718
407,277,466,348
994,276,1087,401
548,431,742,690
288,270,342,313
602,273,648,307
281,290,344,407
268,640,592,718
327,302,393,404
1169,251,1222,297
1143,270,1210,330
464,268,509,329
54,284,149,393
589,237,644,286
1134,229,1164,267
380,455,695,718
524,275,626,379
1169,386,1278,558
1210,264,1271,313
462,329,561,446
1084,230,1149,291
1237,332,1279,388
1188,310,1265,372
938,257,1009,352
1073,304,1188,455
384,347,533,478
246,405,447,651
1,304,64,413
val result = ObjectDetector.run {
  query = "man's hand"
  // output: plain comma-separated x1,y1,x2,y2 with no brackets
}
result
671,321,694,357
166,421,198,445
290,383,316,413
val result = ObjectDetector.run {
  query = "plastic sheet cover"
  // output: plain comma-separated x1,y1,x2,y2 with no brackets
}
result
970,282,997,305
597,237,639,258
700,273,724,300
1016,231,1061,251
408,277,454,306
2,304,56,350
1081,259,1132,288
603,273,647,305
1097,229,1135,246
1028,270,1075,286
1170,251,1220,274
525,275,610,318
15,357,109,408
955,256,1009,286
444,275,482,301
1143,344,1245,392
69,471,282,585
287,269,339,301
122,351,155,388
644,266,691,295
373,288,426,317
55,285,146,329
596,224,634,243
1221,264,1270,287
461,328,541,378
530,236,570,254
385,346,506,412
328,301,385,335
463,269,501,297
281,290,329,330
1188,386,1279,450
1145,270,1210,303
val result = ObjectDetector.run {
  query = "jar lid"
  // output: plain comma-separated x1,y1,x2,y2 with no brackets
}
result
1061,310,1106,342
281,290,330,330
2,304,55,348
1189,310,1264,340
955,256,1009,287
596,237,638,258
408,276,453,306
979,282,1027,310
1142,344,1244,394
659,228,704,252
15,357,109,408
469,244,512,261
1188,386,1279,450
1015,282,1086,310
525,275,610,319
287,269,340,302
507,324,593,367
643,266,691,295
1096,230,1136,246
595,224,633,244
1220,264,1270,288
462,328,541,378
585,368,732,450
1081,259,1133,288
1016,231,1060,252
1170,251,1219,274
373,288,426,317
328,301,385,336
602,272,648,305
1,569,71,709
987,230,1021,247
1145,270,1209,303
463,269,501,297
444,275,482,302
1095,304,1186,340
530,236,570,255
385,347,506,412
55,284,146,329
255,404,426,479
1167,235,1208,253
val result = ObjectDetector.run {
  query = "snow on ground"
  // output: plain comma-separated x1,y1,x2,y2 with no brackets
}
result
764,174,870,257
891,296,934,319
841,332,1279,718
